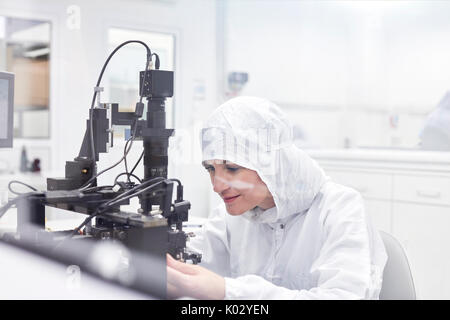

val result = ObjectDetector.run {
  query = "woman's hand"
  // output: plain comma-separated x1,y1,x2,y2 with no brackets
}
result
166,254,225,300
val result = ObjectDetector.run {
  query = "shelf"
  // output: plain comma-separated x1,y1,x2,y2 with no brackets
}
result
306,148,450,173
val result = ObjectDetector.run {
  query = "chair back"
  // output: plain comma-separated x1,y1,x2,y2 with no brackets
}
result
379,231,416,300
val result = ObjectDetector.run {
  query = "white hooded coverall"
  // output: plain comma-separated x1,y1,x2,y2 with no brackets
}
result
189,96,387,300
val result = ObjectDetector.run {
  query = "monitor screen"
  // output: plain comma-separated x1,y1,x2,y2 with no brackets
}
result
0,71,14,148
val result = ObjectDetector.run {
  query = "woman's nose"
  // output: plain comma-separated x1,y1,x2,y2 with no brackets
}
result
212,175,230,194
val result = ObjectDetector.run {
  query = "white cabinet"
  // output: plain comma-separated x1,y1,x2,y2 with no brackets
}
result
310,149,450,299
325,169,392,233
392,203,450,300
325,170,392,200
393,174,450,207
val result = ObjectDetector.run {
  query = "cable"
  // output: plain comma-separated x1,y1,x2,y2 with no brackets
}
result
69,178,167,239
79,119,139,190
114,172,142,185
168,178,183,202
152,53,160,70
120,49,152,179
123,135,133,183
118,48,152,181
0,198,18,219
8,180,38,196
70,214,96,237
129,150,144,177
169,178,181,186
89,40,151,166
101,179,166,210
122,118,140,183
82,45,149,189
84,177,164,216
139,52,152,104
81,185,116,193
103,177,165,207
0,191,44,219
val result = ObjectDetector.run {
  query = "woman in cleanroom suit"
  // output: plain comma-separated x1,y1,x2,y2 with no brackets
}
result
167,96,387,300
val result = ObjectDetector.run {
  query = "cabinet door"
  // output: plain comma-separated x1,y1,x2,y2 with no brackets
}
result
324,170,392,200
393,174,450,207
392,203,450,299
364,199,391,233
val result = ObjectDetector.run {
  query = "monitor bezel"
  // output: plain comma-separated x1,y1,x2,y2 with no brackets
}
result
0,71,14,148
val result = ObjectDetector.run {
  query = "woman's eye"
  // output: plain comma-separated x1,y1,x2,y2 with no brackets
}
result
226,166,240,172
205,166,215,173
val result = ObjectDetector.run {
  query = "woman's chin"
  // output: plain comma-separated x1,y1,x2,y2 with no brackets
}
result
225,205,246,216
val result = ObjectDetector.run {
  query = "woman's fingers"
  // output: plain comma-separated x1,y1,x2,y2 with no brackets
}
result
166,254,197,275
167,258,225,300
167,264,190,287
166,253,177,265
167,282,179,300
167,265,195,299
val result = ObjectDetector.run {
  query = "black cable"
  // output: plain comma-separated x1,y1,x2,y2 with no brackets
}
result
89,40,151,167
169,178,181,186
69,178,166,239
82,176,164,224
8,180,38,195
79,145,130,190
70,214,96,237
152,53,160,70
129,150,144,177
118,49,151,182
113,172,142,185
101,180,166,209
123,136,133,183
82,177,164,223
0,198,18,219
139,52,152,104
80,119,139,190
82,46,148,190
0,191,44,219
103,177,165,207
121,117,140,183
169,178,183,201
82,185,116,193
121,53,151,182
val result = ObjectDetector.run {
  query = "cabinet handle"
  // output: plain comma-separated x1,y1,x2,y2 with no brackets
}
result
416,190,441,199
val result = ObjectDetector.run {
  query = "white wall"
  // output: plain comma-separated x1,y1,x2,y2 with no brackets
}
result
223,0,450,149
0,0,217,217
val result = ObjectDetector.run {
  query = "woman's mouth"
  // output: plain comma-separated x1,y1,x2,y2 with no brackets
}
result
223,195,240,203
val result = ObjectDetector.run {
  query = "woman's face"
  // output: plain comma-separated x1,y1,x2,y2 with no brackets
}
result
202,159,275,215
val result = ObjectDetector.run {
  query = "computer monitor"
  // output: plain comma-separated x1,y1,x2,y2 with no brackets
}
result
0,71,14,148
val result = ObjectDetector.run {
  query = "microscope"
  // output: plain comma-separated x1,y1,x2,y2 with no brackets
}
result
0,41,201,297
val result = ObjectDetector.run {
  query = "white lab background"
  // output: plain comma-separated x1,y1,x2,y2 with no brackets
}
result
0,0,450,300
224,0,450,149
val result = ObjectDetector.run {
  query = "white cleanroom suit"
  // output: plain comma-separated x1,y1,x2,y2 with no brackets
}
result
189,96,387,300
